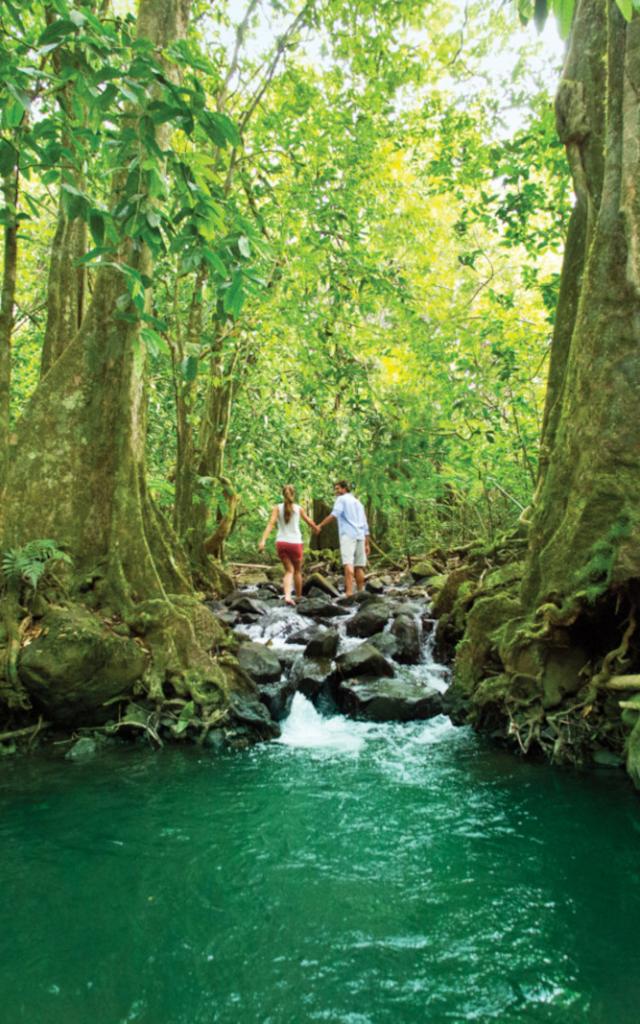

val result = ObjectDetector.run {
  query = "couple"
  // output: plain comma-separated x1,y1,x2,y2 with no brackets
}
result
258,481,371,605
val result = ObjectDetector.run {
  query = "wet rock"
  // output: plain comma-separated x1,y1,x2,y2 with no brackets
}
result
286,625,321,646
346,600,392,638
337,678,443,722
228,696,280,740
276,647,300,670
65,737,98,761
228,596,267,616
204,728,226,753
365,577,385,594
334,643,395,680
290,658,333,700
258,675,298,720
304,628,339,659
302,573,340,598
237,642,282,683
296,597,349,619
204,601,238,627
368,631,399,659
391,614,422,664
18,606,148,724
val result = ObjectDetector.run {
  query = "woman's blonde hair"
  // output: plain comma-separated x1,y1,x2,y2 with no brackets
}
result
282,484,295,523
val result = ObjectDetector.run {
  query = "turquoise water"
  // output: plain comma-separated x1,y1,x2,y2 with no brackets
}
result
1,701,640,1024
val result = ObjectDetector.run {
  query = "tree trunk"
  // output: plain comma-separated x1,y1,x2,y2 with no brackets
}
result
0,169,18,494
450,2,640,784
522,3,639,610
1,0,192,607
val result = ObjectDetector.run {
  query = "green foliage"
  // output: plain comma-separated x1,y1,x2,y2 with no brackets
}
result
1,539,71,592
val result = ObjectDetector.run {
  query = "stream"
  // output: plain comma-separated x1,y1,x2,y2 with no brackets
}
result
1,588,640,1023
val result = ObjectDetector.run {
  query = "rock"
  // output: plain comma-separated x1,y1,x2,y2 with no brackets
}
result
65,737,98,761
365,577,385,594
258,675,298,720
204,729,226,753
276,648,300,670
228,696,280,740
237,642,282,683
627,717,640,789
346,600,392,638
367,630,399,659
334,643,395,680
302,573,340,598
410,560,437,581
227,596,267,616
304,628,339,659
296,597,349,619
286,626,321,645
255,583,281,598
290,658,334,700
204,601,238,627
18,606,148,724
338,678,443,722
391,614,422,664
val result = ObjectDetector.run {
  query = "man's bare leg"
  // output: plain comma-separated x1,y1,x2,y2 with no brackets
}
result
344,563,355,597
354,567,366,592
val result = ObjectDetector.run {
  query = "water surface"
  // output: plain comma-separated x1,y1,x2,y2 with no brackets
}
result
1,700,639,1024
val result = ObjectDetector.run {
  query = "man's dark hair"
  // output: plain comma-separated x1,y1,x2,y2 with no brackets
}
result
334,480,350,491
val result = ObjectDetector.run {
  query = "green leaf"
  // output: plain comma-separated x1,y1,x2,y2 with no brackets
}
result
200,111,241,148
552,0,574,36
615,0,633,17
222,272,245,318
38,18,77,46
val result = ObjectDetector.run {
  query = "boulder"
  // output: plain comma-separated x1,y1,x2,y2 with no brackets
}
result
18,605,148,724
365,577,385,594
290,658,334,700
367,630,399,659
227,595,268,616
237,642,282,684
334,643,395,680
346,600,392,638
391,614,422,664
337,678,444,722
410,560,437,581
296,597,349,619
286,626,321,646
304,628,339,659
302,573,340,598
227,696,280,740
257,675,298,720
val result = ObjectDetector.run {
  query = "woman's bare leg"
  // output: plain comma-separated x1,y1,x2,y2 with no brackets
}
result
281,556,294,604
293,565,303,598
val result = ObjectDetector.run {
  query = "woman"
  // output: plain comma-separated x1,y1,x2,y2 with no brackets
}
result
258,486,319,605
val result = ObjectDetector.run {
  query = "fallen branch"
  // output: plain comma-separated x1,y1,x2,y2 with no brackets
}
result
0,718,51,743
604,675,640,691
369,539,405,571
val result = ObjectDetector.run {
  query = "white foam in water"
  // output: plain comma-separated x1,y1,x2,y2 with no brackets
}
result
277,693,370,753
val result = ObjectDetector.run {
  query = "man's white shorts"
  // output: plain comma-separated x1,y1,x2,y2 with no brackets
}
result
340,535,367,567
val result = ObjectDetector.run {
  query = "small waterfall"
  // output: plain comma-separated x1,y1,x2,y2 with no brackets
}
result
277,693,369,752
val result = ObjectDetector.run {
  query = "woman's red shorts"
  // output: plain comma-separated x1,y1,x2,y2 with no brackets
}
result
276,541,303,567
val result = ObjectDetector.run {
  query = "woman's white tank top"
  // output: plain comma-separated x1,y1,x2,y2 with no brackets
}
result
276,503,302,542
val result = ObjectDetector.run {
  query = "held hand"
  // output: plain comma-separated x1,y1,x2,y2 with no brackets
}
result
313,524,321,535
258,540,265,552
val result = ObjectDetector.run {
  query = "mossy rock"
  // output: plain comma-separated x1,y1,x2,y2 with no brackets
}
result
626,718,640,789
18,604,148,724
432,566,476,618
410,560,437,581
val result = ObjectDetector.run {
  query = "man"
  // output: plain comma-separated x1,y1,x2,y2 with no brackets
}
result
316,480,371,596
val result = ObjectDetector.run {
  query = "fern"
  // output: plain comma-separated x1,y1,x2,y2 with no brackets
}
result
1,539,72,593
